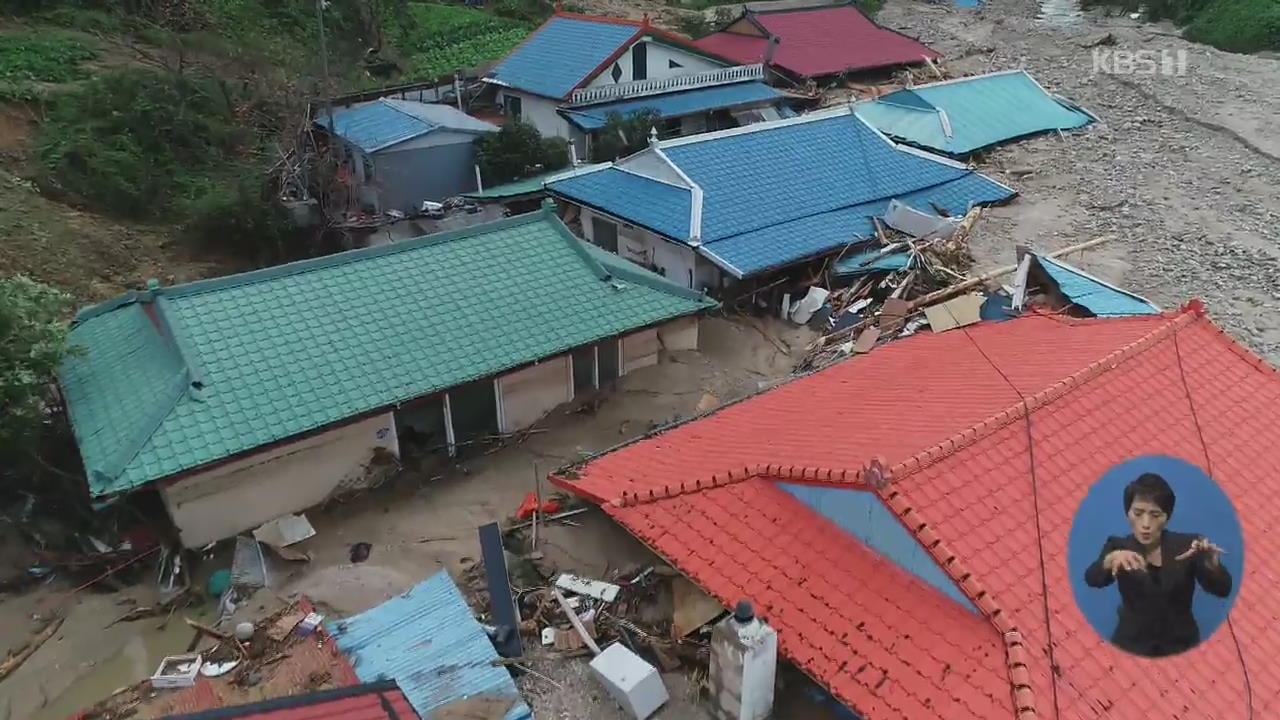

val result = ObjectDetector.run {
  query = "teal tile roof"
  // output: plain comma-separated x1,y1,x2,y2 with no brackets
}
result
854,70,1094,157
59,209,716,497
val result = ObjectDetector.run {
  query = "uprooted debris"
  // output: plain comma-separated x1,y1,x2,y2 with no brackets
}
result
797,206,1118,370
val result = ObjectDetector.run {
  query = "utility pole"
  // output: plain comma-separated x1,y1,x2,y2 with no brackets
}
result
316,0,336,143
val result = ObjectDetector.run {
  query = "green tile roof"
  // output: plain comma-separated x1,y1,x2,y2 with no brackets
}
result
59,209,716,498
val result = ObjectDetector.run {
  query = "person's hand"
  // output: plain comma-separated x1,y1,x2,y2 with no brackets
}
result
1175,537,1226,567
1103,549,1146,575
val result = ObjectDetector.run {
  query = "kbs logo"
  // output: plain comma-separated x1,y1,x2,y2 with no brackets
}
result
1092,48,1188,76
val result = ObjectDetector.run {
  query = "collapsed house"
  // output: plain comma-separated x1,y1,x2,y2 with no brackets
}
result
855,70,1096,158
484,11,788,158
315,98,498,214
545,105,1014,293
694,1,940,83
59,206,715,548
551,301,1271,719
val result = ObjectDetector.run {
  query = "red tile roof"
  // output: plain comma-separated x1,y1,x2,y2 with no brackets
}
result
161,681,417,720
693,3,941,78
553,303,1277,720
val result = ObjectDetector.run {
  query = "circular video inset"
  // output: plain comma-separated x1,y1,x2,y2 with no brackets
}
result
1066,455,1243,658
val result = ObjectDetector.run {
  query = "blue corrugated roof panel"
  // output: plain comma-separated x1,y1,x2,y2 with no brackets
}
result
779,483,978,612
330,570,532,720
833,246,909,276
855,70,1094,156
1038,255,1159,317
701,172,1013,277
490,16,639,99
549,167,693,240
318,99,437,153
561,81,785,131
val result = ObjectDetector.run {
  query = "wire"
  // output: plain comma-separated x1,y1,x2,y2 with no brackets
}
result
944,300,1063,719
1172,330,1254,719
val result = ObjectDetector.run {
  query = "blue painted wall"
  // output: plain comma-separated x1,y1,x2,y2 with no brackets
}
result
1066,455,1244,647
780,483,977,612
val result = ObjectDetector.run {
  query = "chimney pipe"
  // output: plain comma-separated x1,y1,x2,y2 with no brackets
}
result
764,35,780,66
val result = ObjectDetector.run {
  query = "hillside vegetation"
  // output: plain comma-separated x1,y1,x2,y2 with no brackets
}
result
1083,0,1279,52
0,0,542,302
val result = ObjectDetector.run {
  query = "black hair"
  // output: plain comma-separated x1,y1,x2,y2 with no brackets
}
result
1124,472,1175,516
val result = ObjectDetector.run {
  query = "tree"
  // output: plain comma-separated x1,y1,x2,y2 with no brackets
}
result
474,121,568,186
1,276,76,456
589,109,661,163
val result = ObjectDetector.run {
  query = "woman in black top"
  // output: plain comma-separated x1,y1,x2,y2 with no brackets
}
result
1083,472,1233,657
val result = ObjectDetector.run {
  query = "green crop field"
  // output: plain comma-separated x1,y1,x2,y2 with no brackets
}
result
397,4,531,80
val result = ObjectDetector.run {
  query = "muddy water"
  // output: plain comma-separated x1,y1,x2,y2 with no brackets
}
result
28,605,215,720
1038,0,1087,25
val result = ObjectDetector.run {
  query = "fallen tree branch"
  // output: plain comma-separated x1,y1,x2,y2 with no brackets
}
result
0,618,64,682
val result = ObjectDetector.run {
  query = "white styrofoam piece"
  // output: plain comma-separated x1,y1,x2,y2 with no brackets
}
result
556,573,621,603
151,653,203,689
589,642,669,720
541,627,557,646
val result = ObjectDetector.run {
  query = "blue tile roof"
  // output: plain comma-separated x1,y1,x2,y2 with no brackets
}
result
549,167,693,240
561,81,785,131
549,109,1016,277
855,70,1094,156
701,173,1012,276
331,570,532,720
779,483,979,612
490,15,640,99
1037,255,1159,317
318,99,436,153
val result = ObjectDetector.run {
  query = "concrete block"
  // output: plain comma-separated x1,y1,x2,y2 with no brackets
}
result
589,642,669,719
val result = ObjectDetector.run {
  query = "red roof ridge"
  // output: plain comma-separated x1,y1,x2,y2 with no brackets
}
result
888,305,1205,485
876,480,1038,719
611,458,896,507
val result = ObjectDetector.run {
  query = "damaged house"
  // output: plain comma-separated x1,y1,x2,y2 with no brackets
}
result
546,105,1014,292
484,11,788,158
855,70,1096,158
551,301,1272,719
59,206,715,548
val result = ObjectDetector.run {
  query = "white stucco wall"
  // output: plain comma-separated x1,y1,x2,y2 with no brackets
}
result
622,328,661,373
496,89,587,157
584,39,723,88
658,315,699,351
581,207,699,288
160,413,399,548
496,356,573,433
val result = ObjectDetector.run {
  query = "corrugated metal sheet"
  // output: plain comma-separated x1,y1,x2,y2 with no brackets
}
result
833,246,909,276
778,483,978,612
1037,255,1160,317
318,99,437,153
330,570,532,720
561,81,784,131
855,70,1094,156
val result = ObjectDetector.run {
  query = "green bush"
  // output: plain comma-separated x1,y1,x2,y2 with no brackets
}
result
36,68,248,219
1184,0,1280,52
183,176,299,264
475,121,569,185
589,109,661,163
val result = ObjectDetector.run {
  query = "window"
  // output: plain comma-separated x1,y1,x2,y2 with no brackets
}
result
658,118,682,139
591,216,619,252
610,63,623,83
668,59,683,69
632,42,647,80
504,94,522,120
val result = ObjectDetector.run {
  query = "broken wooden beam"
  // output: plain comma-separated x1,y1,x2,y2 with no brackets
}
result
0,617,64,681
